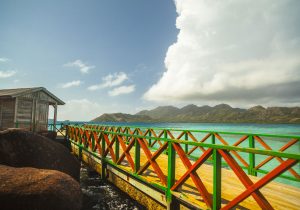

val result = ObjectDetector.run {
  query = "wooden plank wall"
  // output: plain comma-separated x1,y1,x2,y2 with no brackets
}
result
36,102,49,131
0,99,15,130
0,90,56,131
39,91,57,105
16,97,33,130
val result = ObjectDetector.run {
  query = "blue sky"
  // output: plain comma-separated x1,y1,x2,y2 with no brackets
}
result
1,0,300,120
0,0,178,120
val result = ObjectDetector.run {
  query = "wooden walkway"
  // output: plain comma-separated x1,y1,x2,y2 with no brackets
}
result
66,125,300,209
112,149,300,210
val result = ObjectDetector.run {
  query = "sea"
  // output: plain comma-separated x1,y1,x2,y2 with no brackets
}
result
53,121,300,136
53,121,300,209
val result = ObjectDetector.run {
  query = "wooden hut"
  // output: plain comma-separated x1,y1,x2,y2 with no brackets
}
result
0,87,65,132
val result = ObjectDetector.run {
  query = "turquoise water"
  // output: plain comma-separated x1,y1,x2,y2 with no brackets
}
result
56,121,300,187
54,120,300,135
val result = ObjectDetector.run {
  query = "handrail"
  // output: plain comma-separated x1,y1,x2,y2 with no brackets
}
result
67,124,300,209
87,123,300,139
14,121,66,137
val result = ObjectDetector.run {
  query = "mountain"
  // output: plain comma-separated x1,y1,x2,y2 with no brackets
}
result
136,106,180,120
90,104,300,124
92,113,153,123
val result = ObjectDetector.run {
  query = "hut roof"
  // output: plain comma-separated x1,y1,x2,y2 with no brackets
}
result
0,87,65,105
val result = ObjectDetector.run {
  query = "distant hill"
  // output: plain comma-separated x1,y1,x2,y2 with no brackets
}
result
92,113,152,123
90,104,300,124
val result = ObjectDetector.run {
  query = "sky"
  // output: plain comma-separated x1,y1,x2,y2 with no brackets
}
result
1,0,300,121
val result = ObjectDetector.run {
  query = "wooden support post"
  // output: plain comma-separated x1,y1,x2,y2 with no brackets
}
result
32,97,37,132
249,135,257,176
212,133,216,144
126,127,129,144
53,103,57,132
211,133,216,161
115,129,120,161
92,131,95,151
149,130,152,147
213,149,221,210
135,137,140,173
164,130,168,155
14,97,18,128
65,125,69,141
167,139,176,210
78,145,82,160
184,132,188,154
101,133,107,180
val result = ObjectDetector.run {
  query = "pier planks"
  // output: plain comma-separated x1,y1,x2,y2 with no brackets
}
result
112,149,300,210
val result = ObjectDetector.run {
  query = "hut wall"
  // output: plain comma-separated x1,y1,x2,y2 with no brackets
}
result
0,99,15,130
16,97,34,130
35,101,49,131
0,89,60,132
16,94,50,132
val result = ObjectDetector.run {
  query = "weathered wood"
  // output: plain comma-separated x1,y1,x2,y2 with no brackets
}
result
53,103,57,131
0,99,15,129
0,88,64,132
120,149,300,210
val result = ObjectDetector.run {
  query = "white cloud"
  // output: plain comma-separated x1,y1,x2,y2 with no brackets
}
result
54,99,103,121
88,72,128,90
144,0,300,105
0,70,17,78
0,57,10,62
108,85,135,96
64,59,95,74
61,80,82,88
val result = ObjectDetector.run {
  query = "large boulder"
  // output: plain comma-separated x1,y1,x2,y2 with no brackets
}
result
0,165,82,210
38,130,57,140
0,129,80,181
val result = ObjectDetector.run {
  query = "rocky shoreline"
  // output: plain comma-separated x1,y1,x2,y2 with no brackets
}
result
0,129,145,210
0,129,82,210
80,164,145,210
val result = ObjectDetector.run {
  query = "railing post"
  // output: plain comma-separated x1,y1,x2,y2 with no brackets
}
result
78,129,83,160
184,131,188,154
91,130,95,151
134,136,140,173
211,133,216,161
249,135,257,176
149,130,152,147
213,149,221,210
164,129,168,155
212,133,216,144
101,132,107,180
65,125,69,140
167,137,176,209
126,127,129,145
115,128,120,162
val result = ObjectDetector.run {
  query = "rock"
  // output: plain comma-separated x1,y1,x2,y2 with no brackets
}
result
0,165,82,210
0,129,80,181
38,131,57,140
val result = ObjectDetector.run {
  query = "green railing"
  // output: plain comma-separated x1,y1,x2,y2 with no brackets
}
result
67,124,300,210
14,121,66,136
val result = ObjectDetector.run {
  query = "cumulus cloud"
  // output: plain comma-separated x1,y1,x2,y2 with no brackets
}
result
55,99,103,121
61,80,82,88
64,59,95,74
88,72,128,90
0,70,17,78
108,85,135,96
144,0,300,106
0,57,10,62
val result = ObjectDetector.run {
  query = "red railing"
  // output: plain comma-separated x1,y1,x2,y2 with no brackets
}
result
67,124,300,209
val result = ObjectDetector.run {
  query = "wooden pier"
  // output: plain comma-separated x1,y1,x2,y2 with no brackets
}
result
67,125,300,210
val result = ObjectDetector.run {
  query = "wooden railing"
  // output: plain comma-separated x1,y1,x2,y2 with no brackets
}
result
14,121,66,136
67,124,300,209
